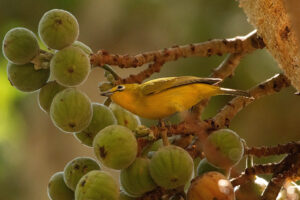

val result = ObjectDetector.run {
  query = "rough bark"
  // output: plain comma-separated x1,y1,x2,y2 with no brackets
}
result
240,0,300,92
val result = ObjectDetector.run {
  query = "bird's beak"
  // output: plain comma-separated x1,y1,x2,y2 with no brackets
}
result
100,91,114,97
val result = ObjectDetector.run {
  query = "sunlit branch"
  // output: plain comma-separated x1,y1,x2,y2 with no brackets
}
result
231,163,277,187
192,53,246,119
245,142,300,157
210,74,290,130
90,30,263,69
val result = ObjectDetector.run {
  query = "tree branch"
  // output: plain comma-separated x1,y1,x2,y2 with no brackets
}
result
119,61,164,84
245,142,300,157
192,53,246,119
261,153,300,200
240,0,300,92
231,163,277,187
147,74,291,144
90,30,263,68
209,74,290,130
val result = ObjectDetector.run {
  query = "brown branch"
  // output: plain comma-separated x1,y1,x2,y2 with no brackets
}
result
261,153,300,200
192,53,246,119
231,153,300,200
210,73,291,130
231,163,277,187
90,30,264,68
148,73,291,140
245,142,300,157
142,74,291,158
150,119,209,141
119,61,164,84
211,53,246,79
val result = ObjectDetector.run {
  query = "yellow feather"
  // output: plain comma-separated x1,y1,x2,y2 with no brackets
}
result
106,76,249,119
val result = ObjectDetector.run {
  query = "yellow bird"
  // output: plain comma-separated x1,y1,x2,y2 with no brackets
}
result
101,76,250,119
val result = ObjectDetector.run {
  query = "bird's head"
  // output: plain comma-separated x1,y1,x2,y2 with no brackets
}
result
100,84,138,98
101,84,139,110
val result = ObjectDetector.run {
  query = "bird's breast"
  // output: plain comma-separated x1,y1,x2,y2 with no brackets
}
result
111,84,220,119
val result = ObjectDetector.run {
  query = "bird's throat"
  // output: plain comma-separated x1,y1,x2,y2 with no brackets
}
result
110,91,139,115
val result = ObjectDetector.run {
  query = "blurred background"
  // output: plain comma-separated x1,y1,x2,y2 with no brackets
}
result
0,0,299,199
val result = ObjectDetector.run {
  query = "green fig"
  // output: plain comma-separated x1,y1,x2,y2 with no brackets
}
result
93,125,138,170
38,9,79,50
75,170,119,200
110,103,140,130
141,139,163,158
193,157,201,176
38,81,66,113
75,103,117,147
63,157,100,191
149,145,193,189
50,46,90,87
120,157,157,197
203,129,244,169
7,62,50,92
72,41,93,55
196,158,227,177
50,88,92,133
187,171,234,200
47,172,74,200
119,191,136,200
2,27,39,64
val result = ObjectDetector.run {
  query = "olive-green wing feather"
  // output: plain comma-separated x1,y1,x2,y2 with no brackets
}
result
140,76,222,95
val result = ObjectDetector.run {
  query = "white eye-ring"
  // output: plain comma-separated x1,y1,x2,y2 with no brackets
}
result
117,85,125,91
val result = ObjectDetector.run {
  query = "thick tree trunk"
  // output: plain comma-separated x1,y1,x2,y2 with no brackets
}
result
240,0,300,92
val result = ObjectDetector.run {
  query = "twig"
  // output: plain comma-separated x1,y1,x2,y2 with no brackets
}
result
231,163,277,187
210,73,290,130
150,119,209,141
103,98,112,107
146,74,290,143
211,53,246,79
119,61,164,84
192,53,246,119
90,30,264,68
245,142,300,157
261,153,300,200
97,64,121,81
161,128,169,146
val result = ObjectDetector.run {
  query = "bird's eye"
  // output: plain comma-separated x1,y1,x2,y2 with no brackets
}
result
117,85,125,91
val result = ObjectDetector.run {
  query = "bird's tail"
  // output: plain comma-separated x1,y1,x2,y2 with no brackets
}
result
219,88,251,98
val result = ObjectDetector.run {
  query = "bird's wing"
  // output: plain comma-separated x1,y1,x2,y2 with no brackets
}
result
140,76,222,95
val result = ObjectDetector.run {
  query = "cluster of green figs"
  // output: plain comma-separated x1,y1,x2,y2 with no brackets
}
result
2,8,300,200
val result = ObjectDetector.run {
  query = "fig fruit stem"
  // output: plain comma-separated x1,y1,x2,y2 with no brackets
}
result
97,64,122,81
31,49,53,70
159,120,169,146
104,98,112,107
